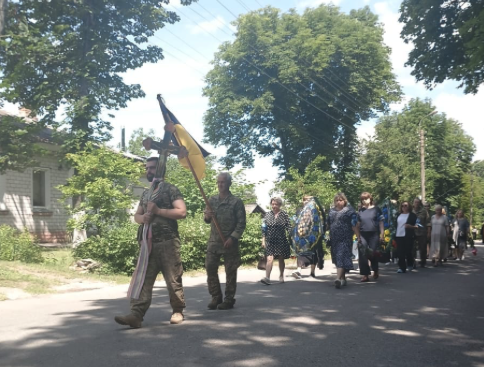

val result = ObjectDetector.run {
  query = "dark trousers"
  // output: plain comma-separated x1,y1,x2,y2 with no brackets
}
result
396,236,414,271
358,231,379,276
415,235,428,266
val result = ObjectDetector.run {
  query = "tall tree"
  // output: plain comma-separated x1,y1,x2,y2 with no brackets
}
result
272,156,338,212
0,0,194,151
360,98,475,209
399,0,484,94
203,5,400,179
123,127,157,157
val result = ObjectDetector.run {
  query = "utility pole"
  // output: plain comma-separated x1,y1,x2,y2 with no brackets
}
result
419,110,438,202
470,169,474,227
420,128,426,202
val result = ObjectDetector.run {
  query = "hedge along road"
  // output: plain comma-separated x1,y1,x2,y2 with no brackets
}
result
1,244,484,367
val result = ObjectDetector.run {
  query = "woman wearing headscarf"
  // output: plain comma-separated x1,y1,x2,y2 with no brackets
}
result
429,204,450,266
260,197,292,285
356,192,384,282
395,201,417,273
327,193,358,289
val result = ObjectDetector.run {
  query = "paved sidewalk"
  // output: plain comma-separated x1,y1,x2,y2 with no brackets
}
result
1,245,484,367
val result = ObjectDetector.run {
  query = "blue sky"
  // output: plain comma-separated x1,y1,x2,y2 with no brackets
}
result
6,0,483,205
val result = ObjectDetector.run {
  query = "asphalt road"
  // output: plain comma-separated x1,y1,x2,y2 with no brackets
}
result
1,244,484,367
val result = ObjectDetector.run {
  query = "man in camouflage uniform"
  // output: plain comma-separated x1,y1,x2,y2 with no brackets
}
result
115,157,187,328
204,172,246,310
412,198,431,267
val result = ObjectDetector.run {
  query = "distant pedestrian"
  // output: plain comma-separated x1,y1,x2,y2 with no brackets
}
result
472,226,477,241
327,193,358,289
453,209,470,261
430,205,450,266
356,192,384,282
412,198,431,267
395,201,417,273
260,197,291,285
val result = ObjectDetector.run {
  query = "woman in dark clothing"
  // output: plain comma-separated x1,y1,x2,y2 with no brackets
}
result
356,192,384,282
395,201,417,273
260,197,292,285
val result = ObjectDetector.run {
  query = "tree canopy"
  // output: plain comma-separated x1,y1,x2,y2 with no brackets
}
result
360,98,475,209
399,0,484,94
0,0,194,151
203,5,400,180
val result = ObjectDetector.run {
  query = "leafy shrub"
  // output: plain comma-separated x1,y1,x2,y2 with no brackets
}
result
72,214,263,274
0,225,44,263
73,221,139,275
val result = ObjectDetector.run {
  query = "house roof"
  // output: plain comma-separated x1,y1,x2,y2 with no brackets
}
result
245,203,266,215
0,109,55,144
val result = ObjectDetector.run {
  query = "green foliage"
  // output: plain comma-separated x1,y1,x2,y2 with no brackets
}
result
273,156,338,212
72,214,263,274
203,5,400,181
166,156,258,216
72,221,139,275
399,0,484,94
0,0,194,149
0,114,47,174
57,143,144,236
124,128,157,157
0,225,43,263
360,98,475,210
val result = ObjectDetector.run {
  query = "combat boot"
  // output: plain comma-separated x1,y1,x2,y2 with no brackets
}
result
170,312,184,324
217,299,235,310
207,296,223,310
114,314,142,328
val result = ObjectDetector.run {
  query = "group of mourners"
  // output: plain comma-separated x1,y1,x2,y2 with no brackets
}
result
259,192,473,290
114,157,474,329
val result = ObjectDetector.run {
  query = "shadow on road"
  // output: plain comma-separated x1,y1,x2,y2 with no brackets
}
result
1,247,484,367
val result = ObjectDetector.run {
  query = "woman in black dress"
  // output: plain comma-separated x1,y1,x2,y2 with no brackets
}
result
356,192,384,282
328,193,358,289
260,197,291,285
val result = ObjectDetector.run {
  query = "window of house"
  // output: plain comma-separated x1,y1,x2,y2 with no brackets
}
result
32,168,50,208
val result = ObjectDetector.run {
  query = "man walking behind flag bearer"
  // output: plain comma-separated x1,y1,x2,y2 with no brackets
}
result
115,157,187,328
204,172,247,310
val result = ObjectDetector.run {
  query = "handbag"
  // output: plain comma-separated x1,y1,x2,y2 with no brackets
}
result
257,253,267,270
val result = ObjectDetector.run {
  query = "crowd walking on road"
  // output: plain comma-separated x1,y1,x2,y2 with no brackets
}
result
115,157,477,329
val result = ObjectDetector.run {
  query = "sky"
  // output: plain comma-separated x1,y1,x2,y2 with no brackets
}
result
5,0,483,206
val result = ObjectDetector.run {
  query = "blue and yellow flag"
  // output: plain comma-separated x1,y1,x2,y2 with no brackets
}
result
165,107,210,180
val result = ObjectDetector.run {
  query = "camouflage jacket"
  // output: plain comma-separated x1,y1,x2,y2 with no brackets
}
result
139,182,184,243
413,207,430,237
205,192,246,252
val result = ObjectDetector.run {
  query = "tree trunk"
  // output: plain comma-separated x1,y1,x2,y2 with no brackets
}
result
0,0,7,35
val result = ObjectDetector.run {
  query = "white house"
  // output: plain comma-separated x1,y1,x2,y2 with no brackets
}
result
0,109,74,243
0,109,147,243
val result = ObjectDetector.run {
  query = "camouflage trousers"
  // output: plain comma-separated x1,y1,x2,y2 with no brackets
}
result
130,238,185,319
205,249,241,304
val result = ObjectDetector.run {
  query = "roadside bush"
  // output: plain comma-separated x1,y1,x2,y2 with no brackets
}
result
73,221,139,275
179,213,262,270
72,214,263,275
0,225,44,263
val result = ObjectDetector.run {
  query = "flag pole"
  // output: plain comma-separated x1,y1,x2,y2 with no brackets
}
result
173,131,227,244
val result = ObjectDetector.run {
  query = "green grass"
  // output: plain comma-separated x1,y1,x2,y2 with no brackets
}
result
0,248,131,299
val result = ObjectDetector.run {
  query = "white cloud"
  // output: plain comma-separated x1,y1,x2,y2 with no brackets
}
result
433,89,484,160
188,15,227,35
